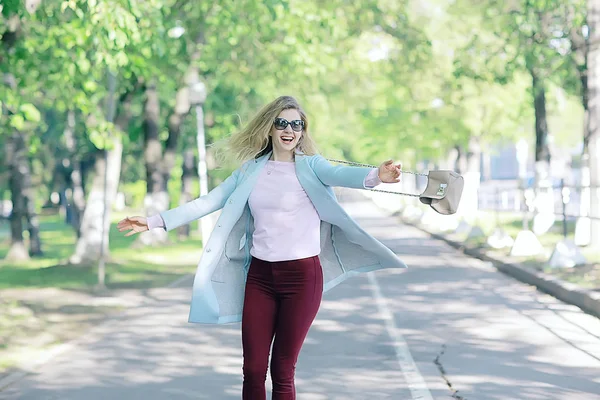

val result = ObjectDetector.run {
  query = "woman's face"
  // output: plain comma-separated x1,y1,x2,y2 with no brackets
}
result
270,108,304,153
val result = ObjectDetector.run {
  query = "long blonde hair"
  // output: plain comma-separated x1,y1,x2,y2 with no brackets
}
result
214,96,319,166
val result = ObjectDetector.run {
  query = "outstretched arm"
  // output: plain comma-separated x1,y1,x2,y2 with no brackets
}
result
158,166,243,231
118,163,246,235
312,155,401,188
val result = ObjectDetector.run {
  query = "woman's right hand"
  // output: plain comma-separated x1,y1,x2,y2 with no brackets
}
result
117,216,149,237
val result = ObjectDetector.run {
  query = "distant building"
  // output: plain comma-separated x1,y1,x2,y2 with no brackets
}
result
484,144,520,180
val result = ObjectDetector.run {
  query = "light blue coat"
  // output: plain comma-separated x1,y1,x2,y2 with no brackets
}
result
160,150,407,324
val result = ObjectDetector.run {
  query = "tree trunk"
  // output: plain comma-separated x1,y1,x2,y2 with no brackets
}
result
63,110,86,236
194,104,215,242
20,132,42,256
582,71,590,154
457,137,481,218
137,83,169,246
69,143,123,264
24,190,42,256
590,130,600,249
575,44,592,246
5,133,29,261
530,68,555,234
532,71,551,169
2,14,26,260
69,87,133,265
466,135,481,209
164,82,190,184
138,76,191,245
178,145,196,239
588,0,600,248
5,129,42,259
453,145,467,174
445,147,459,171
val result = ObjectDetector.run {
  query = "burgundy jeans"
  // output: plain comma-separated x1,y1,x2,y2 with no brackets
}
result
241,255,323,400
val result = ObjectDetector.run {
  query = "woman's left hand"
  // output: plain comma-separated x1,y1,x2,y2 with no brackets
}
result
378,159,402,183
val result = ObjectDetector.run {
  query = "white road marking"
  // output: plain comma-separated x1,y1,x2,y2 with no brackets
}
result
367,272,433,400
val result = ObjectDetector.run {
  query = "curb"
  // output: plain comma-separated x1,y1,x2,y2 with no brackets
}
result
406,220,600,320
0,273,194,392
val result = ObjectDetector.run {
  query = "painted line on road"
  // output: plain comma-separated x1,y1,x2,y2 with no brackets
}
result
367,272,433,400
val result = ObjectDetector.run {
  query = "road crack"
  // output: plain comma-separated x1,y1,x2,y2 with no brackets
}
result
434,344,466,400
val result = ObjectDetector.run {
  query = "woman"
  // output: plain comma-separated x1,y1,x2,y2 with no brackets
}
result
117,95,406,400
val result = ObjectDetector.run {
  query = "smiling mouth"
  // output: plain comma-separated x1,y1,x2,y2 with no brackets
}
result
281,136,294,144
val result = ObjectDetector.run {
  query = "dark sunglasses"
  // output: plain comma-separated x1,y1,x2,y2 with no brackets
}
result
273,117,305,132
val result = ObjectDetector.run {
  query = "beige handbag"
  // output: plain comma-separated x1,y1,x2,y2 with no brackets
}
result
328,159,464,215
417,170,464,215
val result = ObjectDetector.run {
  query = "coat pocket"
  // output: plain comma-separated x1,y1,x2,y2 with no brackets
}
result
211,235,246,283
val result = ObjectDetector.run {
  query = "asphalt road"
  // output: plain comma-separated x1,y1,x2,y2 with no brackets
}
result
2,190,599,400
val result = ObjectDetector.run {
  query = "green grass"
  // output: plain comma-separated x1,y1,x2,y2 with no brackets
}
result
0,212,204,290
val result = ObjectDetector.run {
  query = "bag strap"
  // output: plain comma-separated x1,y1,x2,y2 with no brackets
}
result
326,158,427,198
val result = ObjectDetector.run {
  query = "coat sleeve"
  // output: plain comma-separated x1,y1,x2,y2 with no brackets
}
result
311,155,374,189
159,163,246,232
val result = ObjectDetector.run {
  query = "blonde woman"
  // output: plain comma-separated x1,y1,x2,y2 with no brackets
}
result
117,95,406,400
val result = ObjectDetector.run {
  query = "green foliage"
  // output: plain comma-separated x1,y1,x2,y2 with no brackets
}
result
118,180,146,210
1,0,590,227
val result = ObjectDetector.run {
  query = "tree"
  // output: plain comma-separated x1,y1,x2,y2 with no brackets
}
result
62,0,165,264
562,0,600,248
1,0,44,260
585,0,600,247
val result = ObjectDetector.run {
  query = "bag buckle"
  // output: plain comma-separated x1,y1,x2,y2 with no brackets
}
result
436,183,447,197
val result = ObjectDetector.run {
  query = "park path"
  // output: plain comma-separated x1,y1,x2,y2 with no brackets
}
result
1,190,600,399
